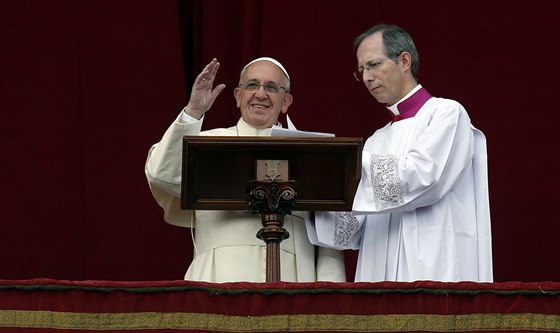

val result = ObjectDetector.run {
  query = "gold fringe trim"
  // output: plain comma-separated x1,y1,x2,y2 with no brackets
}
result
1,310,560,331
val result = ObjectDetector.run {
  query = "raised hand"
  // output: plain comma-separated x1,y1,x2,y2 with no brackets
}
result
184,58,227,119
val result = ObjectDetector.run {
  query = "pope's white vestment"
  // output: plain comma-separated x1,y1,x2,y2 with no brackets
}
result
306,87,493,283
145,112,346,283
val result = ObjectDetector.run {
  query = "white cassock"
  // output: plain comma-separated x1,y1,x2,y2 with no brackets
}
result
306,88,493,283
145,112,346,283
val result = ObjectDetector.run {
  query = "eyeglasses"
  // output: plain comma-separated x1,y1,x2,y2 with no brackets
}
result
239,81,288,94
353,57,396,81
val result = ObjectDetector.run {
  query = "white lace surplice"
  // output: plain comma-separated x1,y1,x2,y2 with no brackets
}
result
307,97,492,283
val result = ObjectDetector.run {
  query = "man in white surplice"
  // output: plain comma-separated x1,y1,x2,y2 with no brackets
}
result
306,24,493,282
145,57,346,283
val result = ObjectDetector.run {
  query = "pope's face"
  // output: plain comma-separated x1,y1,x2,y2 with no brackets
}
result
234,61,293,129
356,32,408,106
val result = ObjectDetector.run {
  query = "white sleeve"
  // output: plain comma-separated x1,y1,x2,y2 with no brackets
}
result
180,107,202,123
144,112,204,227
353,103,475,214
305,211,363,250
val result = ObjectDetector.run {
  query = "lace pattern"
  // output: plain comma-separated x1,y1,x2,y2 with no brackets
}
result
333,211,360,247
371,154,404,209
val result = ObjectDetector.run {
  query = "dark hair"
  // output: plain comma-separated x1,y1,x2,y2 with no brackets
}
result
354,24,420,80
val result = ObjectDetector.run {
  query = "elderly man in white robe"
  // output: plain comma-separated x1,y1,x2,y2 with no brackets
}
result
145,57,346,283
306,24,493,283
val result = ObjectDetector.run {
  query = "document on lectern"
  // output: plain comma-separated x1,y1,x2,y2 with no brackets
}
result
271,126,335,137
271,115,335,137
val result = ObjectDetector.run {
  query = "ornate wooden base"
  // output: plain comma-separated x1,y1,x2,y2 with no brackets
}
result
248,180,296,282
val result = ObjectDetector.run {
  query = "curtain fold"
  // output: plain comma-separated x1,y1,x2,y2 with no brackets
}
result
177,0,266,130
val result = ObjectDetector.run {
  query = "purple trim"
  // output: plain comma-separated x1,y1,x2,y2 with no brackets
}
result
393,88,433,122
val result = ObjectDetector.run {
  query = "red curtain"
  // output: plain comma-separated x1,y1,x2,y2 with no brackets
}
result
1,0,560,283
1,279,560,332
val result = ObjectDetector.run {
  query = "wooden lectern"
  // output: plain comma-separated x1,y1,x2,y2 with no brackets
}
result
181,136,362,282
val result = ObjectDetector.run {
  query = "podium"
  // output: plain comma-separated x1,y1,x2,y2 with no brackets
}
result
181,136,362,282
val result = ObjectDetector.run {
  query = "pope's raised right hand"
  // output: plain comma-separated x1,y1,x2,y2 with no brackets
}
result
184,58,226,120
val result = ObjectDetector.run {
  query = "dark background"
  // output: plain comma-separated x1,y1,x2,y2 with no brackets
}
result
1,0,558,282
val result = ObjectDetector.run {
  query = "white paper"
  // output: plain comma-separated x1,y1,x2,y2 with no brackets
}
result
271,126,335,137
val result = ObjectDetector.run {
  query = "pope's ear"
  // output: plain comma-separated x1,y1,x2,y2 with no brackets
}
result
282,93,293,113
234,87,241,107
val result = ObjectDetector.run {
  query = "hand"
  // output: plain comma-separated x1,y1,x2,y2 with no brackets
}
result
184,58,227,119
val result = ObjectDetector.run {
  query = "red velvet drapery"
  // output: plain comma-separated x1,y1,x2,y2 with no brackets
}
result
1,279,560,332
1,0,560,283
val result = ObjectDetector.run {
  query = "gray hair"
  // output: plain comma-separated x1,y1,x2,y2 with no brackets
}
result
354,24,420,80
239,57,291,92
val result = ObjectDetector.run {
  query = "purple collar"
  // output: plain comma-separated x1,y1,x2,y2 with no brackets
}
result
390,88,433,122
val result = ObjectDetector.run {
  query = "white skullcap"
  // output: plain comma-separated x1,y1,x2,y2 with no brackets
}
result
241,57,290,79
